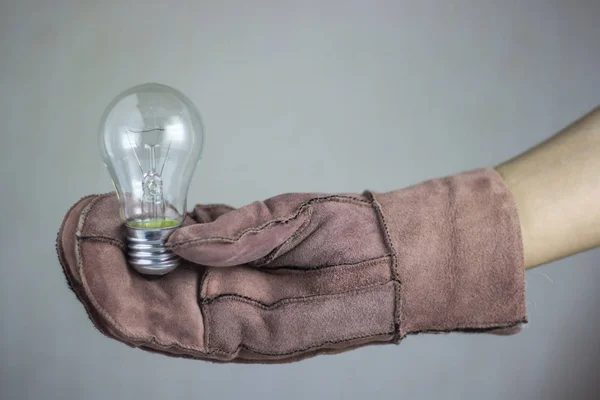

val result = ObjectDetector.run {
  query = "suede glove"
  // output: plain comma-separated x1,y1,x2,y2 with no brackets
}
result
57,168,527,363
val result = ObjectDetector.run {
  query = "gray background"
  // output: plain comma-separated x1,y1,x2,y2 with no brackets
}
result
1,1,599,399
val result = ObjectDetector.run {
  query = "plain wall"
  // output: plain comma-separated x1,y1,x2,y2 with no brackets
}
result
1,1,599,399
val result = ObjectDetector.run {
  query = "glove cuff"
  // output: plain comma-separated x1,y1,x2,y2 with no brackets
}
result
371,168,527,338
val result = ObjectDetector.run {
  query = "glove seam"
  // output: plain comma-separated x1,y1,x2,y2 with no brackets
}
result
203,281,396,357
201,279,394,309
207,330,397,358
406,319,528,335
200,295,211,352
56,194,100,291
202,279,394,310
76,192,117,241
168,195,372,249
195,204,235,210
199,205,314,294
366,191,403,343
201,255,393,302
251,254,393,272
78,235,126,249
56,195,118,340
249,206,315,266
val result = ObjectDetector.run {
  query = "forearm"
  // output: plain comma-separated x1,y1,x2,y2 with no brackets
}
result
495,105,600,269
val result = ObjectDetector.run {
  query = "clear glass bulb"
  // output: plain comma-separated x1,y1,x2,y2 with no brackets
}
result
98,83,204,275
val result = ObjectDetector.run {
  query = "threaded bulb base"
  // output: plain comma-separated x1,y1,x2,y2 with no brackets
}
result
126,225,179,275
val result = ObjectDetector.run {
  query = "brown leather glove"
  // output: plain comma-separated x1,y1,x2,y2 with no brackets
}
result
57,168,526,363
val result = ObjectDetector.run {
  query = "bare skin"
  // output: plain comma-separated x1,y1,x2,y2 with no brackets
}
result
495,105,600,269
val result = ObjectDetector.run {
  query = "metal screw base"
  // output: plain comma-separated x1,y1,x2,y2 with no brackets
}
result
126,226,179,276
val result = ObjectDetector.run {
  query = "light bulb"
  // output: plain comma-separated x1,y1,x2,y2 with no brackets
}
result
98,83,204,275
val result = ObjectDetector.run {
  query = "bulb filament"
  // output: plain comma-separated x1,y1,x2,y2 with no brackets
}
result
142,144,165,220
127,127,172,222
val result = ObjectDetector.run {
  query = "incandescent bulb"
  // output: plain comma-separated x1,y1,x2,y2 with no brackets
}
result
98,83,204,275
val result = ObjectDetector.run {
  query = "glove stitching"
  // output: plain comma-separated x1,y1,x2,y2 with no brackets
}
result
366,191,403,343
252,253,393,272
204,281,397,357
201,255,393,301
247,206,315,267
78,236,126,250
195,204,235,210
208,330,397,358
56,195,118,341
200,205,314,294
200,301,211,352
214,318,526,359
168,195,371,249
202,280,392,310
251,196,380,267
